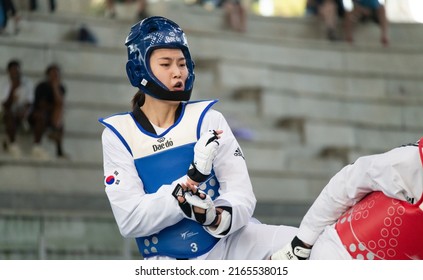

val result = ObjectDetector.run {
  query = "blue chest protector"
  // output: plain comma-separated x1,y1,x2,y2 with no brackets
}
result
100,100,220,259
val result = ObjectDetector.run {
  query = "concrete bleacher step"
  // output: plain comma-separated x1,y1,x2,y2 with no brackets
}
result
191,37,423,86
240,141,344,176
0,38,125,79
237,128,301,147
65,105,118,135
0,156,102,194
0,213,140,259
19,0,423,49
6,12,423,79
220,63,423,102
261,89,423,129
168,2,423,49
205,103,303,146
254,200,312,227
303,120,422,154
250,172,329,205
257,87,423,154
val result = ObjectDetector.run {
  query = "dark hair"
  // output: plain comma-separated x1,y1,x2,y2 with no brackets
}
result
45,64,60,75
132,90,145,109
7,59,20,71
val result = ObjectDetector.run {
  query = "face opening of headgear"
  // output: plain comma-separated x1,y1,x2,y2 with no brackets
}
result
125,16,195,102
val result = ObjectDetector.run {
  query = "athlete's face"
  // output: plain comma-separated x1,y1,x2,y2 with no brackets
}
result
150,48,188,92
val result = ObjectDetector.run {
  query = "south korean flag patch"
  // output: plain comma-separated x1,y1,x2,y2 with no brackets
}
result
104,170,121,186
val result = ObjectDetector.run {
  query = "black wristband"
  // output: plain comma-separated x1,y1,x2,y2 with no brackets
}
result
292,236,311,249
291,236,312,260
187,162,209,183
203,210,220,227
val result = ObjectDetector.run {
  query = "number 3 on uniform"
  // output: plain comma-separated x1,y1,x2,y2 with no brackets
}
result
190,243,198,252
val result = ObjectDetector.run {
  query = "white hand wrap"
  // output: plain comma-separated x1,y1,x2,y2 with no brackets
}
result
271,236,311,260
172,184,218,226
205,210,231,236
188,130,220,183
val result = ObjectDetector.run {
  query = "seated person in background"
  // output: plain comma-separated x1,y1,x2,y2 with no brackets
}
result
28,64,67,160
29,0,56,13
344,0,389,46
306,0,345,41
135,0,149,21
104,0,116,18
218,0,247,33
0,59,33,158
0,0,20,35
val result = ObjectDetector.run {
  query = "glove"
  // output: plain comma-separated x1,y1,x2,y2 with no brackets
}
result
187,130,220,183
172,183,218,226
271,236,311,260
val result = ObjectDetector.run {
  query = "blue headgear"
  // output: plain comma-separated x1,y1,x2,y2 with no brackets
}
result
125,16,195,101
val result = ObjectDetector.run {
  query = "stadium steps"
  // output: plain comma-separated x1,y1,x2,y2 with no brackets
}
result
16,1,423,49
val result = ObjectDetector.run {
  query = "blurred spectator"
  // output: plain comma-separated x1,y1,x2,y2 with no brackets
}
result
307,0,345,41
104,0,116,18
77,24,98,45
1,59,33,158
186,0,203,4
344,0,389,46
218,0,247,33
104,0,148,20
28,64,67,160
0,0,20,35
135,0,148,21
29,0,56,13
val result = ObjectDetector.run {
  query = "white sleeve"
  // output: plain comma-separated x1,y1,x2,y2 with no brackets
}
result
23,77,34,103
101,128,185,238
200,109,257,237
0,79,10,103
297,143,423,245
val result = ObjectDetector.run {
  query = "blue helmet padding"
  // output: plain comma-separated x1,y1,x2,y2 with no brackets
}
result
125,16,195,101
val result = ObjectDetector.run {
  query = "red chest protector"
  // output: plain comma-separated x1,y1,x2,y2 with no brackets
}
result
335,138,423,260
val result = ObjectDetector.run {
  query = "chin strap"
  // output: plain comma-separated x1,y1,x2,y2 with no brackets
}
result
142,78,192,101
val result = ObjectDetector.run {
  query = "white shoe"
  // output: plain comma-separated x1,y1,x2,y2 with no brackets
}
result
31,145,50,161
8,143,22,159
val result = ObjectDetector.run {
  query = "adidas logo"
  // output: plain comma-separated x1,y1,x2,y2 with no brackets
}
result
405,195,415,204
234,147,245,159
